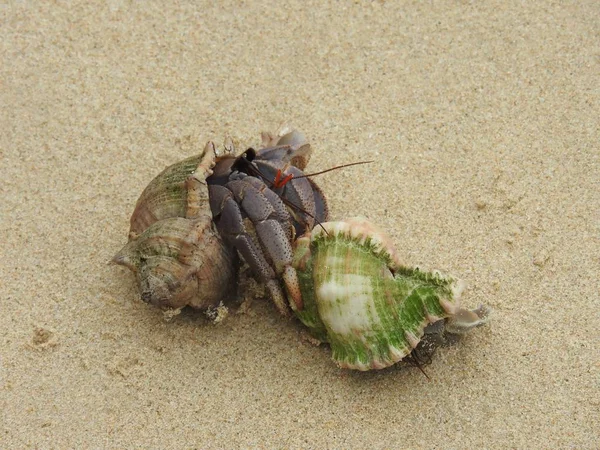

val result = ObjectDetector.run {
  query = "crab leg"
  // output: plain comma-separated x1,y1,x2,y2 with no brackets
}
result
208,182,294,316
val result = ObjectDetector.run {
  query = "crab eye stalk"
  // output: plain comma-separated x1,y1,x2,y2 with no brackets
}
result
231,148,257,173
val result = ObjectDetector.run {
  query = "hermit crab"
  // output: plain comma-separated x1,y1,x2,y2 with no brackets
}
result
113,129,491,371
113,129,328,315
282,218,491,370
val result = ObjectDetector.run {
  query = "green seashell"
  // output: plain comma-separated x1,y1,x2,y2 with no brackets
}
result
287,218,490,370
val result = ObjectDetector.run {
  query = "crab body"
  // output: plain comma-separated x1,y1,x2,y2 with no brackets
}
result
284,218,491,370
207,134,328,315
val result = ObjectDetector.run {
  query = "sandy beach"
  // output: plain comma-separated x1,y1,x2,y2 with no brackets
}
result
2,1,598,448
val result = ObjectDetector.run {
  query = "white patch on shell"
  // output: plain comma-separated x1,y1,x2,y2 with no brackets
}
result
451,278,467,300
316,274,381,336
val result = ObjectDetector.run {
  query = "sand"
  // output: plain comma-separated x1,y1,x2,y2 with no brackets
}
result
2,1,598,448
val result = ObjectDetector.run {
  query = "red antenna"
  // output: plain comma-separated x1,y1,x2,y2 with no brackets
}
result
271,160,373,189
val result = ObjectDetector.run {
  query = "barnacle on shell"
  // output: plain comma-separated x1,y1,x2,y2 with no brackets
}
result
285,218,491,370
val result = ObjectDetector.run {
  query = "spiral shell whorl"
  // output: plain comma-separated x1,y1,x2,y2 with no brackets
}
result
113,217,236,310
114,142,237,311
